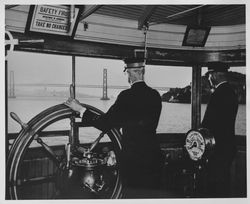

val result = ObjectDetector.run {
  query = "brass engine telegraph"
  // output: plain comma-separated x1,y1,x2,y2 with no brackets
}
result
185,128,215,161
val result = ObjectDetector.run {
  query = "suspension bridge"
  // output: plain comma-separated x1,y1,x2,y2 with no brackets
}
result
8,69,170,99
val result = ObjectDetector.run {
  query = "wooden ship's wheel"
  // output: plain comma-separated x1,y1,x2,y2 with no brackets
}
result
7,104,123,199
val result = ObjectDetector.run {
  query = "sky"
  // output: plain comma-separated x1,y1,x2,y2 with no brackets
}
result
7,51,246,90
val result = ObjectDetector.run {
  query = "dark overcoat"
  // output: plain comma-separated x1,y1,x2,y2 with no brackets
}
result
202,82,238,162
84,81,163,190
201,81,238,197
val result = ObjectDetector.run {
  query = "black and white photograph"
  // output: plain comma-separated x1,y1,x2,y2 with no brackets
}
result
2,1,248,203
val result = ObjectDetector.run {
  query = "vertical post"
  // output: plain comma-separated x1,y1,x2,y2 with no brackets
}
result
5,60,8,158
5,59,8,199
191,65,202,197
69,55,79,146
191,65,202,129
71,56,76,99
9,70,12,97
101,68,109,100
9,70,15,98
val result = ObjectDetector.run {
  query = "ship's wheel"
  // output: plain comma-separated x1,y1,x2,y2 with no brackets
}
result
5,31,18,59
7,103,123,199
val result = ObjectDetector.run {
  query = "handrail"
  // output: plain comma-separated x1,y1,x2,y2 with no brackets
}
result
8,131,246,147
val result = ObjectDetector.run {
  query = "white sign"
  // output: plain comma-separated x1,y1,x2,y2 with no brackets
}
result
29,5,80,36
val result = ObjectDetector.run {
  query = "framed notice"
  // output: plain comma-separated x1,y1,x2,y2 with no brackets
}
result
25,5,82,38
182,25,211,47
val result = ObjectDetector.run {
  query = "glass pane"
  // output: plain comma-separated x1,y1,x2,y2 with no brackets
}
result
146,66,192,133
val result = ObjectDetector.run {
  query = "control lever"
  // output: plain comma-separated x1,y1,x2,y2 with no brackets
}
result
66,143,71,169
89,132,105,152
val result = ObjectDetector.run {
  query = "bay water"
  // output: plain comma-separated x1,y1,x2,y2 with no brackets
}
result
8,96,246,136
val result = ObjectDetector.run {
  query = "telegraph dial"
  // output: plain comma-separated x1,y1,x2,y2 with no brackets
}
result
185,128,215,161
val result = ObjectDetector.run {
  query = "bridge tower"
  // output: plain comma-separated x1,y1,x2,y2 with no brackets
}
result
9,70,16,98
101,68,109,100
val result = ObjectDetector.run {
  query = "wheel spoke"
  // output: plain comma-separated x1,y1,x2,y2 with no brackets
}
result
15,174,57,186
35,136,61,166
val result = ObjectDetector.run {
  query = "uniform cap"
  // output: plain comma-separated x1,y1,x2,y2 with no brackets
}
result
207,62,229,72
205,62,229,77
123,58,145,72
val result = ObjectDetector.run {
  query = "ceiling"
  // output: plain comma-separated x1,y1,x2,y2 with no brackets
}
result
5,4,246,66
92,5,245,27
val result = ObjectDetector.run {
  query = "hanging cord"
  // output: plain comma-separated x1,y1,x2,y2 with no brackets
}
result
142,24,149,81
143,24,149,64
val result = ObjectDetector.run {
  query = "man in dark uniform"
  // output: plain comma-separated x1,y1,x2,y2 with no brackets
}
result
201,62,238,197
65,58,164,198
